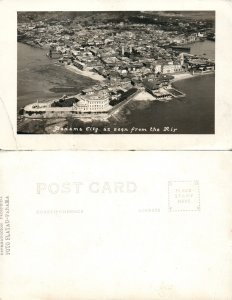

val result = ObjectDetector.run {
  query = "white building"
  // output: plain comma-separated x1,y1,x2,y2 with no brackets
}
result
155,64,162,73
74,90,111,113
162,63,182,74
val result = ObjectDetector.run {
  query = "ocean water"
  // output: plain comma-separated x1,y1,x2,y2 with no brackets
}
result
115,74,215,134
17,43,97,110
185,40,215,60
65,74,215,134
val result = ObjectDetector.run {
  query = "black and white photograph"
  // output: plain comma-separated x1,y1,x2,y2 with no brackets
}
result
17,11,215,134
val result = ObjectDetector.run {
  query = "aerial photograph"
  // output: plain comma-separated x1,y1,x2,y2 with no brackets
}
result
17,11,215,134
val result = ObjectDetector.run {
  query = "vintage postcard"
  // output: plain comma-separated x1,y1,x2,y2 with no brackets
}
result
16,11,215,135
0,151,232,299
0,0,231,149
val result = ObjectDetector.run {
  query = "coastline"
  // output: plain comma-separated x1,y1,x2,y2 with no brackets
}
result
172,71,215,83
17,42,215,119
18,41,214,85
132,72,215,102
64,63,106,82
18,40,49,49
132,90,156,101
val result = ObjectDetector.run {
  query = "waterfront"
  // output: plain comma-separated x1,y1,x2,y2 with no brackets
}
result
17,41,215,134
64,73,214,134
121,74,214,134
17,43,97,111
185,40,215,60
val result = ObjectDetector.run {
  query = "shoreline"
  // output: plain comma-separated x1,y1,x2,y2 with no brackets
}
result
18,40,49,49
172,71,215,83
64,63,106,82
18,41,214,84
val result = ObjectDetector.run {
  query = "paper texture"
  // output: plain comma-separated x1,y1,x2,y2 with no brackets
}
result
0,151,232,299
0,1,231,298
0,0,231,150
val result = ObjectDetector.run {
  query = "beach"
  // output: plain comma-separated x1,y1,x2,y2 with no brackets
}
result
172,73,193,82
132,90,156,101
172,71,215,83
64,64,106,82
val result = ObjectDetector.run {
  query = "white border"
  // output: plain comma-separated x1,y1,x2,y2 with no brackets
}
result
0,0,231,150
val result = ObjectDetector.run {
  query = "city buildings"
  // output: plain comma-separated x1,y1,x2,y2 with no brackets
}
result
18,11,215,116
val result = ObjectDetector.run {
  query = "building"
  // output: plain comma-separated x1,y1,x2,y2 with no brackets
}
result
162,63,182,74
73,60,85,70
74,90,111,113
155,64,162,73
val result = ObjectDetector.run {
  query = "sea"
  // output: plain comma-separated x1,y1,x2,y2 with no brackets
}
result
185,40,215,60
17,40,215,134
17,43,96,109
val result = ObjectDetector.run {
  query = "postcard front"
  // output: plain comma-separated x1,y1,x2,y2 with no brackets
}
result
0,0,232,149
